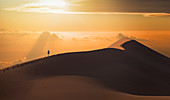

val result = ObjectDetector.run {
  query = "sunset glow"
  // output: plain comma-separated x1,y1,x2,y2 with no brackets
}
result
4,0,70,13
0,0,170,68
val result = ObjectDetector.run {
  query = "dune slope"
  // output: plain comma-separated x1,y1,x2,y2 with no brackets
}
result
0,39,170,100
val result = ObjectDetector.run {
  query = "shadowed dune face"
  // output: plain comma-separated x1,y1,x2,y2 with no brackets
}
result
0,40,170,100
1,76,170,100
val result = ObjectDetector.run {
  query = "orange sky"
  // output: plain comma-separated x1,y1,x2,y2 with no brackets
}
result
1,10,170,31
0,0,170,31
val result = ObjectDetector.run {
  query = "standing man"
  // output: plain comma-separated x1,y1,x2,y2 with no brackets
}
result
47,50,50,56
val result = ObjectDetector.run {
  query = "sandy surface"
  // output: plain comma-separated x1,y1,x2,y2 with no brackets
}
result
2,76,170,100
108,38,132,50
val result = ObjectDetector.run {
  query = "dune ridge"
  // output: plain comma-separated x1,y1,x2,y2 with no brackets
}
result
0,39,170,100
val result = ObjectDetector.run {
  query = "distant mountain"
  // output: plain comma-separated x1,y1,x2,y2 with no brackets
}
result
0,38,170,100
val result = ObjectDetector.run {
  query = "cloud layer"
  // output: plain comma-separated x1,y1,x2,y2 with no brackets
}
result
3,0,170,17
73,0,170,13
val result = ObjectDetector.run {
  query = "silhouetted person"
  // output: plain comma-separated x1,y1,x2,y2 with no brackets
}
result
47,50,50,56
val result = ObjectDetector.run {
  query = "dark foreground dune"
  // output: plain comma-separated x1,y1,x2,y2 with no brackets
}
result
0,39,170,100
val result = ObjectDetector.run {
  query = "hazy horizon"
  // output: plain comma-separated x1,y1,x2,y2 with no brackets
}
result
0,30,170,68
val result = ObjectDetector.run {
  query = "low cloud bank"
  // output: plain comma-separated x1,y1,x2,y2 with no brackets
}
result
116,33,148,41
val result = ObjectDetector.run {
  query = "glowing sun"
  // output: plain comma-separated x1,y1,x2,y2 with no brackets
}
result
39,0,68,8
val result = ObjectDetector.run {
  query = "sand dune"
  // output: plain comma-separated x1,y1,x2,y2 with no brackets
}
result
2,76,170,100
0,38,170,100
108,37,132,50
